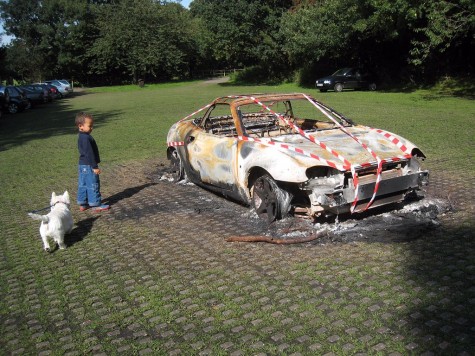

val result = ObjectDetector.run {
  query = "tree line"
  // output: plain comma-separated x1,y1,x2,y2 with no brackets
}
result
1,0,473,86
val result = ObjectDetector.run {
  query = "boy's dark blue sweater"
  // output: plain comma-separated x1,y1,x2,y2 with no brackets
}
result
78,132,100,169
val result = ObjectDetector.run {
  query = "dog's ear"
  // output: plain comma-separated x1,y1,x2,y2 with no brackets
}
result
50,192,57,205
63,191,70,202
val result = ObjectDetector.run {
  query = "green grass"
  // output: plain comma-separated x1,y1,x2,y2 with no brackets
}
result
1,80,473,192
0,79,474,354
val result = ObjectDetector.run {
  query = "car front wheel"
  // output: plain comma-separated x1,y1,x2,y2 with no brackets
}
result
334,83,343,92
7,103,19,114
251,174,291,223
169,149,185,182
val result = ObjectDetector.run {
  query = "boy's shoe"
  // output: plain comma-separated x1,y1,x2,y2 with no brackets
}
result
79,205,89,212
94,204,110,212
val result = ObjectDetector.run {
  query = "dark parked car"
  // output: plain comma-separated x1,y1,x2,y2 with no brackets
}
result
23,84,51,102
315,68,377,92
0,85,30,114
18,86,46,108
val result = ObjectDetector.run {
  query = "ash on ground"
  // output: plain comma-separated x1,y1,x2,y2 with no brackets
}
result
154,163,451,244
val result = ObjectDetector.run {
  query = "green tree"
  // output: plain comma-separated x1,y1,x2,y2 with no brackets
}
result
0,0,90,81
87,0,194,83
410,0,475,71
190,0,292,71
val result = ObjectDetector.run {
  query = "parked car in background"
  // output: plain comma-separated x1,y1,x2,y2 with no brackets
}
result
315,68,377,92
166,93,428,222
23,84,51,102
34,83,61,100
0,85,30,114
17,86,46,108
45,79,72,97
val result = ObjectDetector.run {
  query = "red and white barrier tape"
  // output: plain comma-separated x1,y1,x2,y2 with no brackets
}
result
370,128,409,154
168,94,414,213
237,136,349,171
167,141,185,147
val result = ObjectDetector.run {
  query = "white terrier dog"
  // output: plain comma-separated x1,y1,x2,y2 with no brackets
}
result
28,191,74,252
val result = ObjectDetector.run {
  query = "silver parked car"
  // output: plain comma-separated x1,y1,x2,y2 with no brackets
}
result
45,79,72,97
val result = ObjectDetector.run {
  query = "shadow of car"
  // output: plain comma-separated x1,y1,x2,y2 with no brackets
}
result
0,85,30,114
316,68,377,92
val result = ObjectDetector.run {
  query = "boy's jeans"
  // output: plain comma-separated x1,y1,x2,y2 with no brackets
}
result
77,165,102,207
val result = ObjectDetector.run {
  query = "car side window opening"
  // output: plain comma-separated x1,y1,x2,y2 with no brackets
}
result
201,104,237,137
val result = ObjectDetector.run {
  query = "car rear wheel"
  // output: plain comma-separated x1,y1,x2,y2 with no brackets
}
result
251,174,291,223
368,83,377,91
7,103,19,114
25,100,32,110
334,83,343,92
319,89,328,93
169,149,185,182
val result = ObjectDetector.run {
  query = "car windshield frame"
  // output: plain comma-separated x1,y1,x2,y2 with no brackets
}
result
332,68,352,76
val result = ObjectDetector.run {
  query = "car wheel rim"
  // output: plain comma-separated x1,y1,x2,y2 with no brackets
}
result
8,104,18,114
252,176,279,223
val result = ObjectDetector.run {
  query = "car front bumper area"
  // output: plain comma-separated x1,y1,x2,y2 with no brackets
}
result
315,81,332,90
308,170,429,216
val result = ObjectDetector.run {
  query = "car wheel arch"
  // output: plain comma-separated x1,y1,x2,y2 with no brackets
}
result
167,147,186,182
247,166,270,190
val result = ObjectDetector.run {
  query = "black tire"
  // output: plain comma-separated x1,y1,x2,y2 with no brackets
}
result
7,103,19,114
169,149,185,182
334,83,343,92
368,83,377,91
25,100,32,110
251,174,291,223
319,89,328,93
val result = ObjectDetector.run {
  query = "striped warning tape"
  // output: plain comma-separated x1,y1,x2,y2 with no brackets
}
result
237,135,349,171
167,94,414,213
167,141,185,147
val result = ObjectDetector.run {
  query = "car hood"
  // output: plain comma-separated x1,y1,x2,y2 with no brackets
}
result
271,126,413,168
316,75,343,82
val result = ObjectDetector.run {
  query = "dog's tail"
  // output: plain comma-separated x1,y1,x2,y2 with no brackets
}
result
28,213,49,223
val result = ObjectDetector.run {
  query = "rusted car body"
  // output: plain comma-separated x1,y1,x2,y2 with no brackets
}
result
167,93,429,221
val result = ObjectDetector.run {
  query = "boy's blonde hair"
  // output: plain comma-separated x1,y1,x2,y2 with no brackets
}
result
75,112,93,127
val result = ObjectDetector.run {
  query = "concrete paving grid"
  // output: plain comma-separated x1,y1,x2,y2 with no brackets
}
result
1,158,474,355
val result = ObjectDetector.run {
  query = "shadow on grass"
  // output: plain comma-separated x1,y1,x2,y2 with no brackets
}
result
0,95,122,151
66,216,100,248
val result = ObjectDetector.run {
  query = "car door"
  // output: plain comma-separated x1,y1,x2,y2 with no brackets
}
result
344,68,359,89
185,109,239,190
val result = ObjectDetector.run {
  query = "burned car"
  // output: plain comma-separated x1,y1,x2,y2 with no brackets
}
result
166,93,428,222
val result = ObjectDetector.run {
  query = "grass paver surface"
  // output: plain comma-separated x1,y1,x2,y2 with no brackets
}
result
0,80,474,354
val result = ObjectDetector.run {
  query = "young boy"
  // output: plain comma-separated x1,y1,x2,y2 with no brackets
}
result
75,112,110,212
